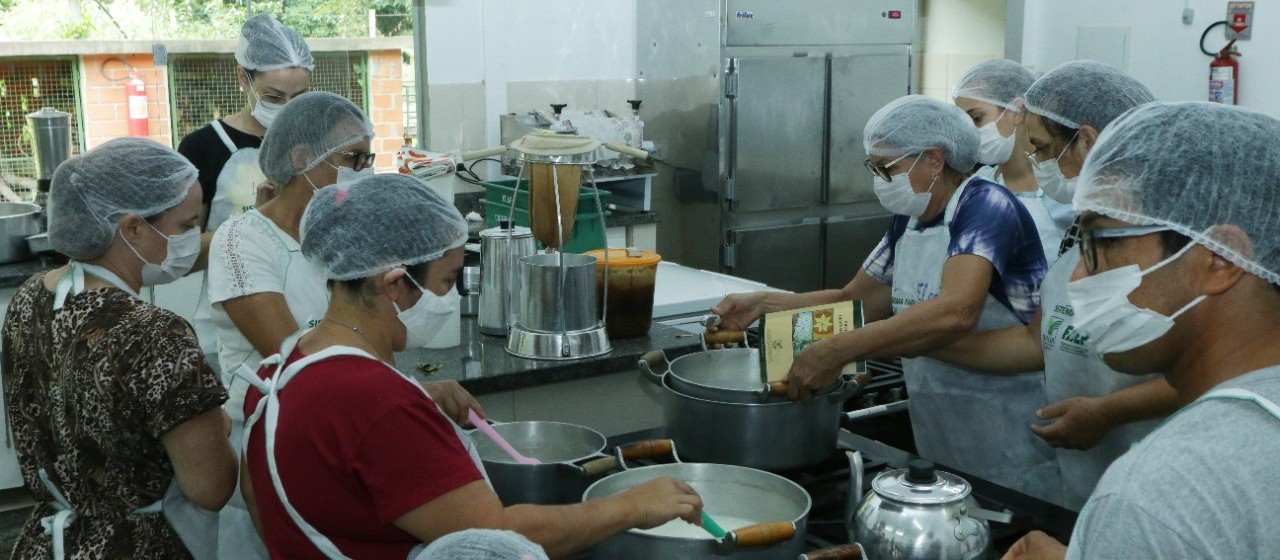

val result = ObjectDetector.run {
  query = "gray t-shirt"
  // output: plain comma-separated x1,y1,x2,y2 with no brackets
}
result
1065,366,1280,559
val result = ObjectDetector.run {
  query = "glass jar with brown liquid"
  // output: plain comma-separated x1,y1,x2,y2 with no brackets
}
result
584,248,662,338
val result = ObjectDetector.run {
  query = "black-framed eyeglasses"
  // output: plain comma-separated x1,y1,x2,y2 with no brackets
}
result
1080,224,1172,274
863,153,915,182
334,150,376,171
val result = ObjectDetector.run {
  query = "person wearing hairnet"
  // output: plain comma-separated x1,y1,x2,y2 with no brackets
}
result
170,13,314,358
931,60,1179,511
712,95,1059,502
1,138,236,559
1003,102,1280,559
206,91,376,558
953,59,1072,258
177,13,314,231
416,529,548,560
239,174,703,559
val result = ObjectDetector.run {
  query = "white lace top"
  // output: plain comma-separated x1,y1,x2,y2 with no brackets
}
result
208,210,329,384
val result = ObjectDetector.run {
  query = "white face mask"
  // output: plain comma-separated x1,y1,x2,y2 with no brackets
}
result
330,161,375,184
976,109,1016,166
393,271,459,349
872,153,936,218
1029,131,1080,204
1067,241,1206,356
123,223,202,286
247,76,285,129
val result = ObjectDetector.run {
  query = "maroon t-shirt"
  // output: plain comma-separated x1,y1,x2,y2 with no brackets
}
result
244,348,484,560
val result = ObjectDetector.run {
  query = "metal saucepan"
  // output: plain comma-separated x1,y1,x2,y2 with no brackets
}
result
583,462,811,560
655,371,865,471
472,420,676,505
641,345,849,404
0,202,44,264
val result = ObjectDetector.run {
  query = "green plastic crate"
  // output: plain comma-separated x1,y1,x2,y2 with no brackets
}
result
482,179,612,253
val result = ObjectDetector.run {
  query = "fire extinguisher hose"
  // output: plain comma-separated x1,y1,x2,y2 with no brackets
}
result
1200,20,1229,56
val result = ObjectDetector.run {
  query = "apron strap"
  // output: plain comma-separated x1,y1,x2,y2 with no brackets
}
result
37,468,75,560
210,120,239,154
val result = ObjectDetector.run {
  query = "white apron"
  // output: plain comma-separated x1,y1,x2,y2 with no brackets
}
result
48,263,220,560
206,120,265,231
241,331,488,560
890,177,1062,505
214,212,329,560
1039,249,1163,510
1014,189,1068,264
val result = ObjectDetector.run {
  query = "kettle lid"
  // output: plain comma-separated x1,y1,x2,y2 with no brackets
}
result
871,459,971,505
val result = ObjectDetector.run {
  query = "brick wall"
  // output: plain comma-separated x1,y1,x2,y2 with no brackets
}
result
367,49,407,170
80,54,172,149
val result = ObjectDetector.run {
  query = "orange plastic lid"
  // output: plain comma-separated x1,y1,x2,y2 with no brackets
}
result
585,248,662,267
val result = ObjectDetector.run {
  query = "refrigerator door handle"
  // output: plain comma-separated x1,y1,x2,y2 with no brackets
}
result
820,53,833,206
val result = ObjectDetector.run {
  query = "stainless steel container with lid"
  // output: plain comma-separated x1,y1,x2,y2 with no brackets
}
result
477,224,536,336
847,455,993,560
27,107,73,210
459,266,481,317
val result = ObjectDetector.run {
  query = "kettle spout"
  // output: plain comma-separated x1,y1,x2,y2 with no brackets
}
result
845,450,863,526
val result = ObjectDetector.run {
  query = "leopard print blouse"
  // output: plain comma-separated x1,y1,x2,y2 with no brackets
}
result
1,272,227,560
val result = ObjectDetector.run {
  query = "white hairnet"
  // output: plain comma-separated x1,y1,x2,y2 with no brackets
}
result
1023,60,1155,130
301,173,468,281
258,91,374,185
417,530,549,560
864,94,981,172
235,13,315,73
1076,102,1280,286
48,138,197,261
952,59,1036,112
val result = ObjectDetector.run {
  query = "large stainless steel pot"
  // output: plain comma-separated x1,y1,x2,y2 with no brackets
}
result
846,452,1003,560
639,350,867,471
583,462,811,560
645,347,843,404
472,420,675,505
0,203,44,264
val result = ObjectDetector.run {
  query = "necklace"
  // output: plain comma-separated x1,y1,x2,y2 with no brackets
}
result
322,315,379,352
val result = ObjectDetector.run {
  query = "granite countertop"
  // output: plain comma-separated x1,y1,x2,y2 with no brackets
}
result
0,255,65,290
395,316,700,395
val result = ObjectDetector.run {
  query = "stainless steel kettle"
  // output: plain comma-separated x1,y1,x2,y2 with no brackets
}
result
846,451,994,560
478,223,536,336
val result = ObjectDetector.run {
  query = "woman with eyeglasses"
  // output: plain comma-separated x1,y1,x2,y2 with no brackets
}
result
952,59,1074,259
205,90,378,559
713,95,1060,503
177,13,313,232
929,60,1181,511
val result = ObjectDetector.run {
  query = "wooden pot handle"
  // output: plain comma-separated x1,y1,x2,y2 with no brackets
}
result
799,543,865,560
703,329,748,347
620,439,673,460
728,521,795,548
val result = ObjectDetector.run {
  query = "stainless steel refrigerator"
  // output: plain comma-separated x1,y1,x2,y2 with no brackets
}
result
638,0,918,292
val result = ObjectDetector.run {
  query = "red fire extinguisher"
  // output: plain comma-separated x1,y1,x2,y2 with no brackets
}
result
125,74,149,136
1209,39,1240,105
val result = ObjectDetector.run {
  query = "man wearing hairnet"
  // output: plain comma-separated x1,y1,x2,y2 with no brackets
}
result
713,95,1059,503
1003,102,1280,559
240,174,704,559
931,61,1179,511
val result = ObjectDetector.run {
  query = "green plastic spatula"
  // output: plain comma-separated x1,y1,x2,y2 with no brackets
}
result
700,511,728,538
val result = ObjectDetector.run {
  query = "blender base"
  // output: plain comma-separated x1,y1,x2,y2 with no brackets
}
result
506,324,612,360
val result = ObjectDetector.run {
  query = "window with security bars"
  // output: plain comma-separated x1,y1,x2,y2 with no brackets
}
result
0,58,81,201
169,51,368,141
